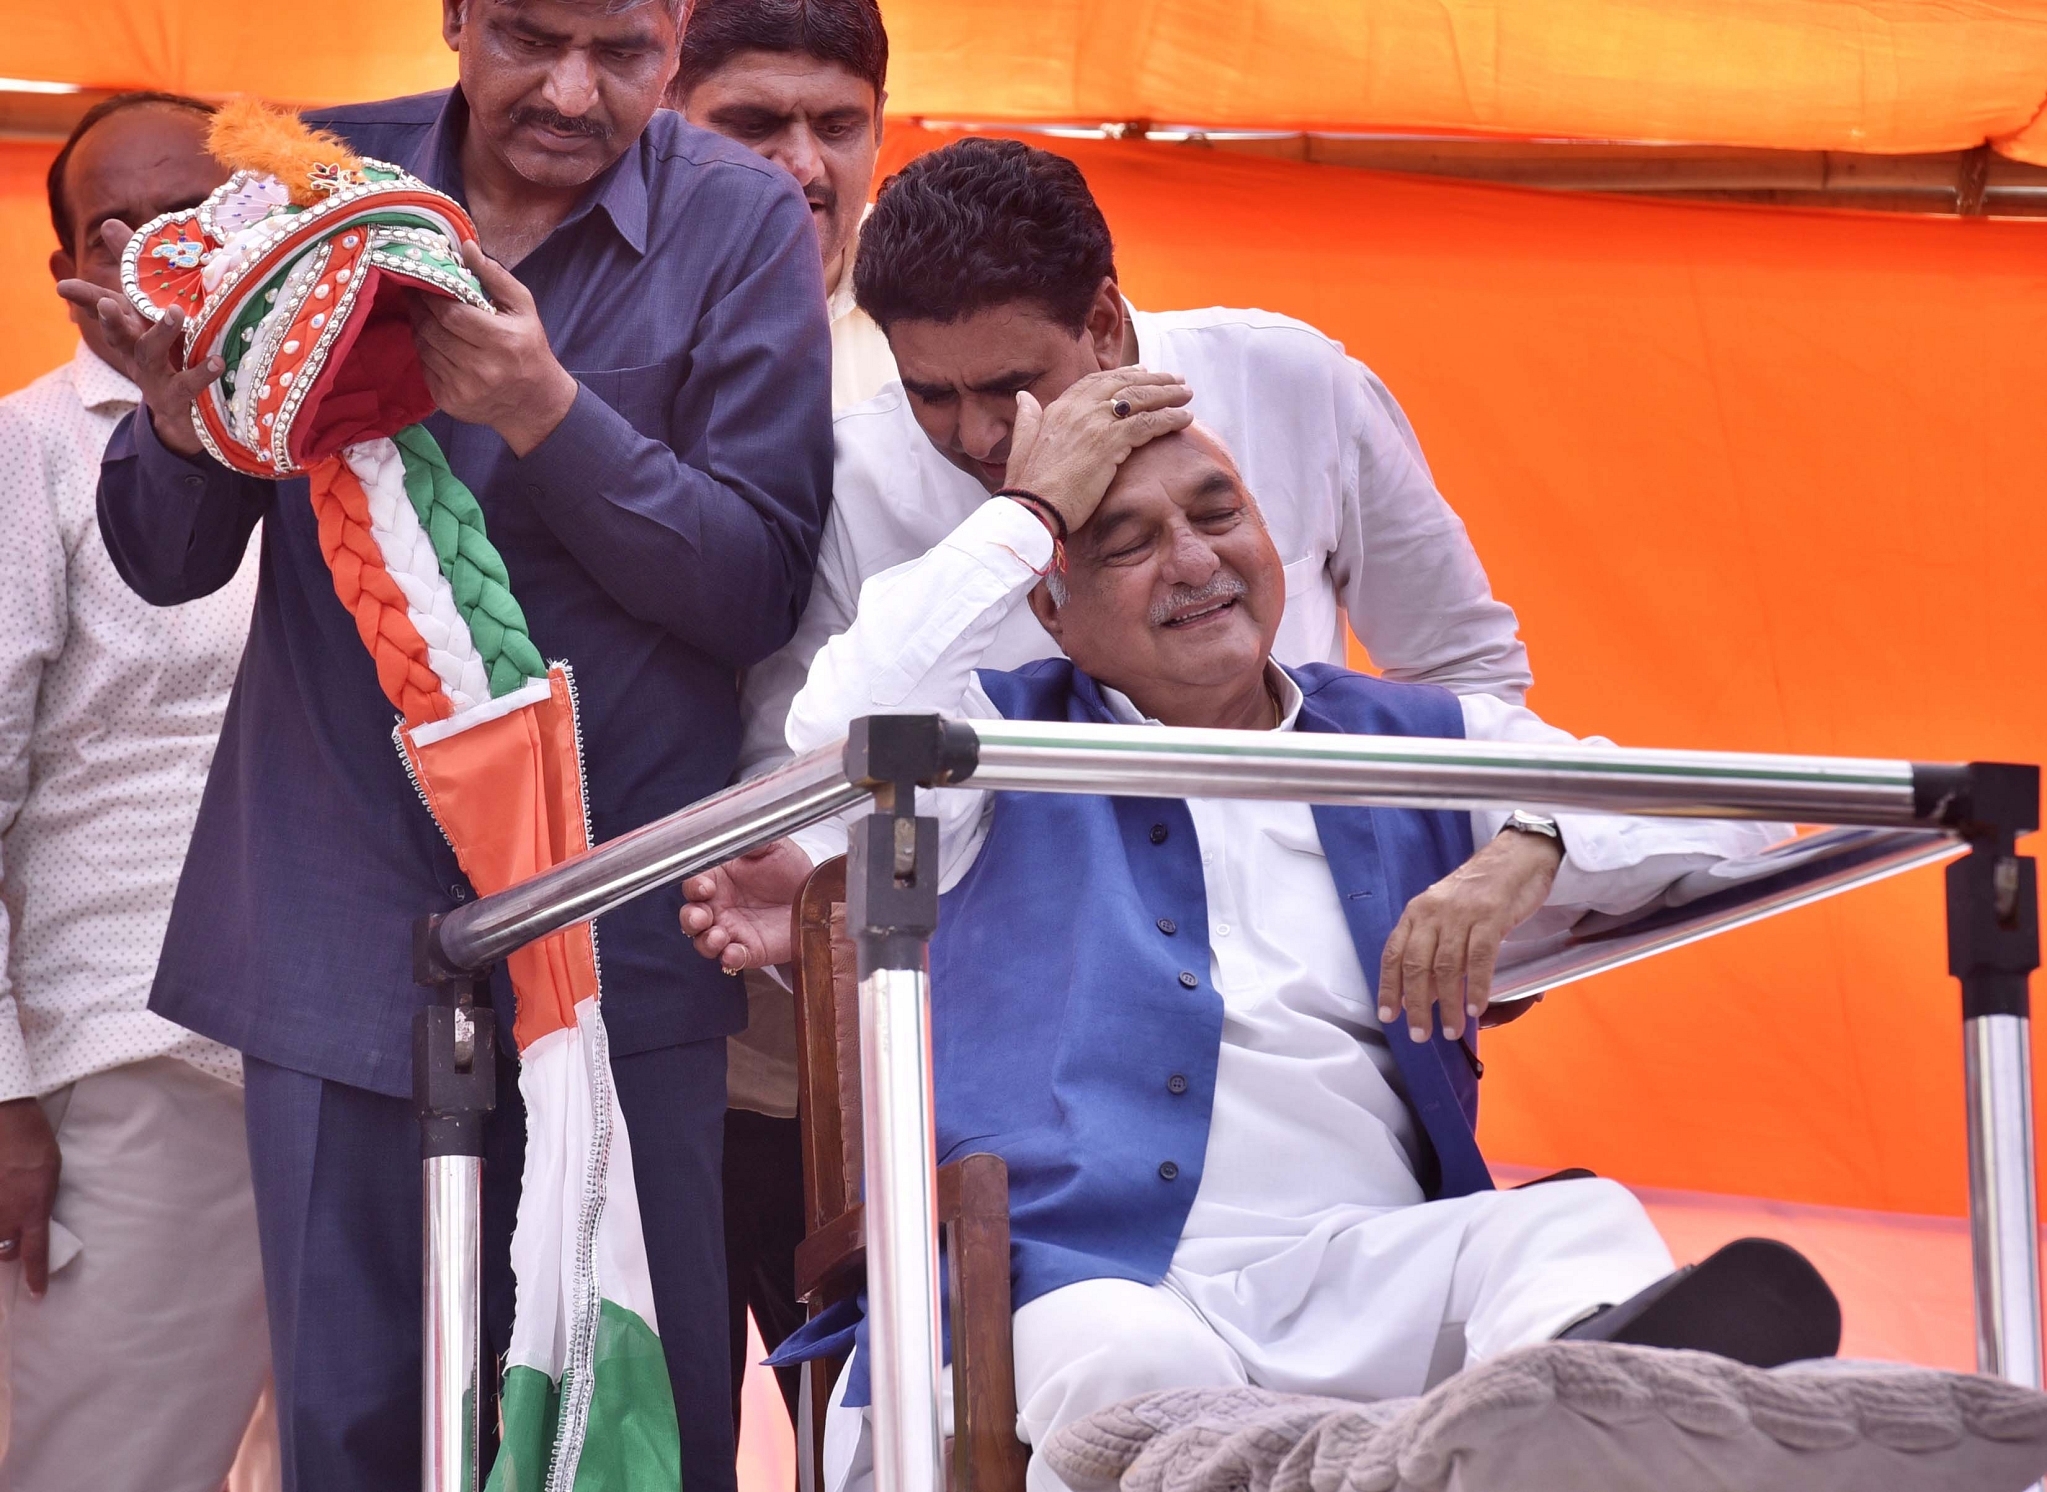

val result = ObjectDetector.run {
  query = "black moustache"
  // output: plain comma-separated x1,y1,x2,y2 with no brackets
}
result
511,108,611,141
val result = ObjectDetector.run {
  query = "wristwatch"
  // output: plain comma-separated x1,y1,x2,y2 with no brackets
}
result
1501,810,1562,842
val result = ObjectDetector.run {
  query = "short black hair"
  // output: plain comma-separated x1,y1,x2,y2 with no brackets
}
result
47,91,216,258
853,137,1118,334
675,0,887,100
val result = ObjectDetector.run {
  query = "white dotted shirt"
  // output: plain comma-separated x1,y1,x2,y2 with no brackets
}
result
0,344,258,1099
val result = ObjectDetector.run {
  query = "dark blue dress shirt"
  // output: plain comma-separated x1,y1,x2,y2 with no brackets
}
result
97,90,833,1096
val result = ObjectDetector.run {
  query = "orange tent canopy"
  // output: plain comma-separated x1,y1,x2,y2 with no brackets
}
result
11,0,2047,159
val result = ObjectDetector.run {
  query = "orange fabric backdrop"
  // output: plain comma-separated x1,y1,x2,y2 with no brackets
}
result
3,142,75,395
878,0,2047,162
7,0,454,110
5,88,2045,1221
9,0,2047,159
873,125,2047,1217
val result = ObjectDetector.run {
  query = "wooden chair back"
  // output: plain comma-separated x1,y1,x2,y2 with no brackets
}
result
794,854,860,1231
789,855,1029,1492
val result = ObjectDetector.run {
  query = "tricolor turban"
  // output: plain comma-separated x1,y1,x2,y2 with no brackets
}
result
122,100,677,1488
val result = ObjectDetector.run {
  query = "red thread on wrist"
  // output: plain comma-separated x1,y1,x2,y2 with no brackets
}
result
995,488,1070,541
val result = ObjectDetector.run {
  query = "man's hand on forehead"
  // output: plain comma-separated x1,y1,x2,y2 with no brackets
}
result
1000,368,1193,536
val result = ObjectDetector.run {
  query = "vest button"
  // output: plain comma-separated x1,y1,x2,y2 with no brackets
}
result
1177,970,1198,989
1149,823,1169,844
1158,1160,1180,1181
1167,1074,1189,1095
1156,917,1177,936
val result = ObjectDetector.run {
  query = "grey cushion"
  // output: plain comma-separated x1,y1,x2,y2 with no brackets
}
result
1042,1342,2047,1492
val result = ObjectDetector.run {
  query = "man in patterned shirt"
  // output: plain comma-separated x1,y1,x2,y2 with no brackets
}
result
0,93,266,1490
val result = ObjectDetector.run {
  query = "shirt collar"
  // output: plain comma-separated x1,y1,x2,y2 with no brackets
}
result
409,88,649,258
68,341,140,412
827,204,874,326
1098,660,1303,732
1123,295,1148,363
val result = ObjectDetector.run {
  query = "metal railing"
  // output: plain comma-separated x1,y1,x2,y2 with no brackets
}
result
411,717,2038,1492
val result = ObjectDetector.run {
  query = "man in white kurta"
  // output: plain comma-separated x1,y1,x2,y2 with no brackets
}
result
777,416,1802,1492
0,94,268,1491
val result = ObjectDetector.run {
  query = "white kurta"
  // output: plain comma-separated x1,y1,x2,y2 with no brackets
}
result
729,238,903,1119
827,267,897,415
796,497,1784,1492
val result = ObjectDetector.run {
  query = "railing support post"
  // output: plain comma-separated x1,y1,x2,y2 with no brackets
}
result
1942,764,2042,1389
845,717,977,1492
415,920,497,1492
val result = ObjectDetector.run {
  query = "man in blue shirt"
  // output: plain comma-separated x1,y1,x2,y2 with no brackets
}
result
60,2,832,1487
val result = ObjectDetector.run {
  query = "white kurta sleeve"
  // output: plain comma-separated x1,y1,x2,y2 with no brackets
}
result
1333,360,1534,703
784,498,1055,886
1458,693,1791,916
0,405,67,1100
737,507,863,782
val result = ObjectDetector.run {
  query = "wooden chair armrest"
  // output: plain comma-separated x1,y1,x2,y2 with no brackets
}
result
795,1207,866,1306
794,1154,995,1305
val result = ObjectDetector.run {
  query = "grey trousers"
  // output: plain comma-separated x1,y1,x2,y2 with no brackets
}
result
0,1057,271,1492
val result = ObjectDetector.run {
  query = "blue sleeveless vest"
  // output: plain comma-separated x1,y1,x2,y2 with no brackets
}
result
772,659,1489,1393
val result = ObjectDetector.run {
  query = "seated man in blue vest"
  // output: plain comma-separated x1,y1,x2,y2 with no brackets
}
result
765,394,1838,1492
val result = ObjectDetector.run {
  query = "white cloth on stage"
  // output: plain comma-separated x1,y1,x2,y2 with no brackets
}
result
797,499,1782,1492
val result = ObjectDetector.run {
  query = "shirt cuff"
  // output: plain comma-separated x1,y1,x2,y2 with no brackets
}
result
950,495,1056,575
129,398,216,471
0,1007,36,1103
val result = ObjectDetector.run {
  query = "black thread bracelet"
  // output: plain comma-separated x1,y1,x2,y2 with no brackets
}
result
994,487,1070,541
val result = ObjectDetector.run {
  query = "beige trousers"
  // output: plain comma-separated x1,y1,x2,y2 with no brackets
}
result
0,1057,271,1492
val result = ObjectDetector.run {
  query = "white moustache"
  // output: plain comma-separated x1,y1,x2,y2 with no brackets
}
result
1151,572,1248,627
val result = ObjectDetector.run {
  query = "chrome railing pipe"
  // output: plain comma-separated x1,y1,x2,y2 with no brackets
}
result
423,1153,481,1492
964,719,1934,827
858,965,946,1492
432,742,862,974
1966,1014,2042,1389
